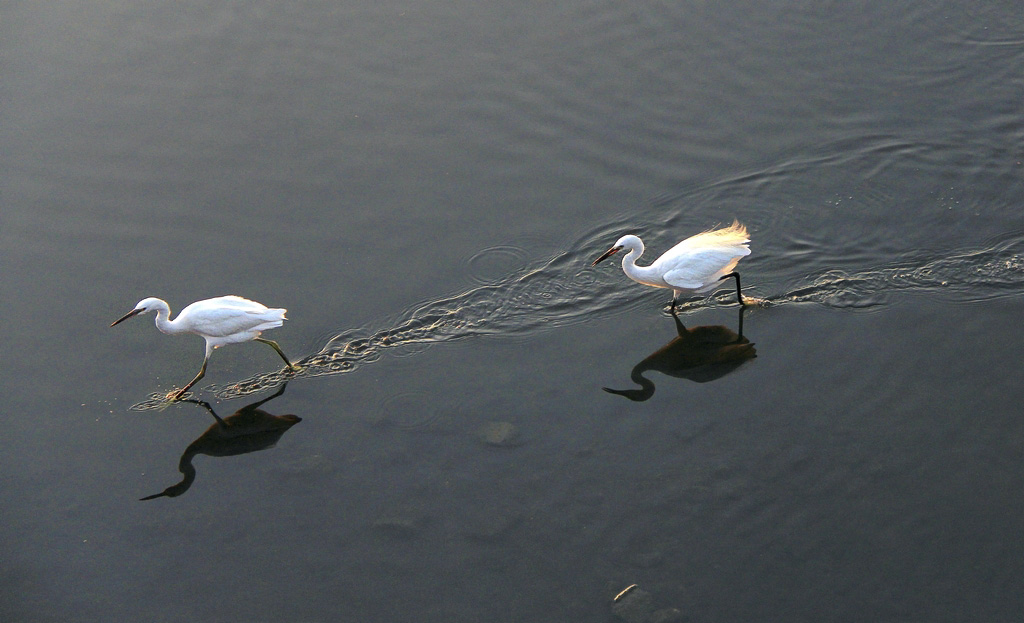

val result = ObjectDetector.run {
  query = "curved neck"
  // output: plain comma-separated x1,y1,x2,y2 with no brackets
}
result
177,447,199,477
168,447,199,492
152,302,185,334
630,367,656,396
139,451,196,500
162,459,197,498
604,370,655,402
621,246,665,287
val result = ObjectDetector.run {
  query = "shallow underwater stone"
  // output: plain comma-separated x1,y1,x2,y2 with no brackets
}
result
611,586,654,623
478,421,523,447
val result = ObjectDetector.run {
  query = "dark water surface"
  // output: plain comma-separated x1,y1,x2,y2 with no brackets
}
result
3,2,1024,621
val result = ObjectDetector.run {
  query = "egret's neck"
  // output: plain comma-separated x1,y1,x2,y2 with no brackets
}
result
143,449,197,499
164,454,197,497
621,245,665,287
629,368,656,400
152,303,186,335
178,447,200,478
605,369,655,402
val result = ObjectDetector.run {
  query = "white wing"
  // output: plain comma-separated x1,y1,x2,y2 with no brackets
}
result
660,246,750,291
659,222,750,291
179,296,286,337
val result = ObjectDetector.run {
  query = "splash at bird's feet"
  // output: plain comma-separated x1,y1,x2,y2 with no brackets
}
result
166,389,191,402
741,296,772,308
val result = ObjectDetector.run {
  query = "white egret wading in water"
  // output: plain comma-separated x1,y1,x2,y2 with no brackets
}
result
592,221,751,309
111,296,298,400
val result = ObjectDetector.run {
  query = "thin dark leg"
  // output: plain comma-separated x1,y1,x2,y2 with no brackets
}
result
736,304,747,340
179,398,218,418
248,381,292,411
179,398,228,426
242,382,289,413
719,272,745,306
670,307,686,337
172,358,209,401
256,337,298,369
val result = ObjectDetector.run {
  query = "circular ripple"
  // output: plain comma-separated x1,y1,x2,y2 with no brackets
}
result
466,245,531,286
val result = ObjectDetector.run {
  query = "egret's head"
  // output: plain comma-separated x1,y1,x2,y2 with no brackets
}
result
592,235,640,266
139,479,192,500
110,297,162,327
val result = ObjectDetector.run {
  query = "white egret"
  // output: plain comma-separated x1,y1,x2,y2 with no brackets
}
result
592,221,751,309
111,295,298,400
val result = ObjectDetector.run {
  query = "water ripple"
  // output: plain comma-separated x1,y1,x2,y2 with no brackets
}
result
780,232,1024,309
211,225,1024,401
206,137,1023,401
466,245,531,286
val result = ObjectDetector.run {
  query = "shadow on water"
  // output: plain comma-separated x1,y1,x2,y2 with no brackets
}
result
122,138,1024,405
603,307,756,402
139,383,301,500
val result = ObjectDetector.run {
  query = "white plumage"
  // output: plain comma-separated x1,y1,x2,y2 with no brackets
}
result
593,221,751,308
111,295,297,400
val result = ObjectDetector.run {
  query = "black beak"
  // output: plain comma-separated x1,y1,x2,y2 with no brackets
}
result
592,245,624,266
111,308,144,327
139,481,190,500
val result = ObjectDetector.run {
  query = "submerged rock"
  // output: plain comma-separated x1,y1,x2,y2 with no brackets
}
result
478,421,523,447
612,586,654,623
371,515,427,538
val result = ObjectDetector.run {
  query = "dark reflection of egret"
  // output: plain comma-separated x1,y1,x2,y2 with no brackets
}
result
140,383,301,500
603,307,757,402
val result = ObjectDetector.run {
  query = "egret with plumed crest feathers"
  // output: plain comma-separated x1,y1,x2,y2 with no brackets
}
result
111,295,298,400
592,221,751,309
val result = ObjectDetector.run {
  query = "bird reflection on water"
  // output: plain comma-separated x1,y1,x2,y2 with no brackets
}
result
603,307,757,402
140,383,301,500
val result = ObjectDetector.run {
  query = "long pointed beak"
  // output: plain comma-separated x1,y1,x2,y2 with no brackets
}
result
592,245,624,266
139,491,169,501
111,308,144,327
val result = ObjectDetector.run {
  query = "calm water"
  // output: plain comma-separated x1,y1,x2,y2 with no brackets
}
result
3,1,1024,621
